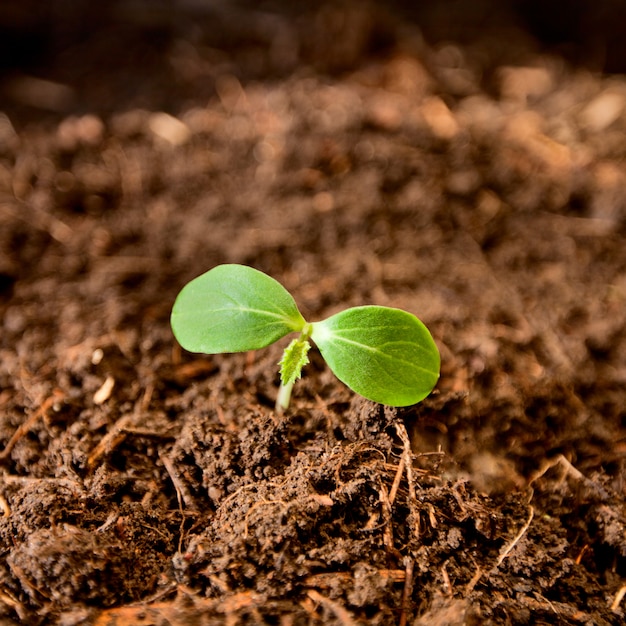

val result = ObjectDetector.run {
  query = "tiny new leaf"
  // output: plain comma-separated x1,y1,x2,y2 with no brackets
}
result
279,337,311,386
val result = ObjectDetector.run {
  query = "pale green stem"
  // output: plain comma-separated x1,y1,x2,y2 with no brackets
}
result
276,379,294,415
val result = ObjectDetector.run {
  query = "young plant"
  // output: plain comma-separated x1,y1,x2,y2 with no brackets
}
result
171,264,440,412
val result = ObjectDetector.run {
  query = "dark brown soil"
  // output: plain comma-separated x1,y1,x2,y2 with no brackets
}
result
1,2,626,624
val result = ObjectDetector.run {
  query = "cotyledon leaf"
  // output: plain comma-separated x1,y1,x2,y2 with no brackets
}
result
171,264,306,353
311,305,440,406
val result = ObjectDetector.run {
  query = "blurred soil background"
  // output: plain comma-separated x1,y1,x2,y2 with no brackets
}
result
1,1,626,624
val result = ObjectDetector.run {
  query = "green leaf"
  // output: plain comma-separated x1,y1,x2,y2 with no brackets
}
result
171,264,306,353
311,306,440,406
279,337,311,386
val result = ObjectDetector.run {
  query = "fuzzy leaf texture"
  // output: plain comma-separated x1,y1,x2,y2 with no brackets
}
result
171,264,306,353
311,306,440,406
279,338,311,386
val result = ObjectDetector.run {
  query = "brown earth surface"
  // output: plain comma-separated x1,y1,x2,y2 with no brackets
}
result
1,2,626,624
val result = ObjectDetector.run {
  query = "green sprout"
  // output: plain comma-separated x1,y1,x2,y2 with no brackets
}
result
171,264,440,412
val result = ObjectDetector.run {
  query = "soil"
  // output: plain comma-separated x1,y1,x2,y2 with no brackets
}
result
1,2,626,624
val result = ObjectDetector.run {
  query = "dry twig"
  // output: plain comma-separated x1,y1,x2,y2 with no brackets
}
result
0,390,64,461
399,557,415,626
395,421,420,539
306,589,358,626
610,585,626,612
494,505,534,568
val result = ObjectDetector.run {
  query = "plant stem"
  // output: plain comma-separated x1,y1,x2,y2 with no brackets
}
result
275,379,294,415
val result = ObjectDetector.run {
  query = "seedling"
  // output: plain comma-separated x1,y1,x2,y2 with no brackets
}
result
171,264,440,412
